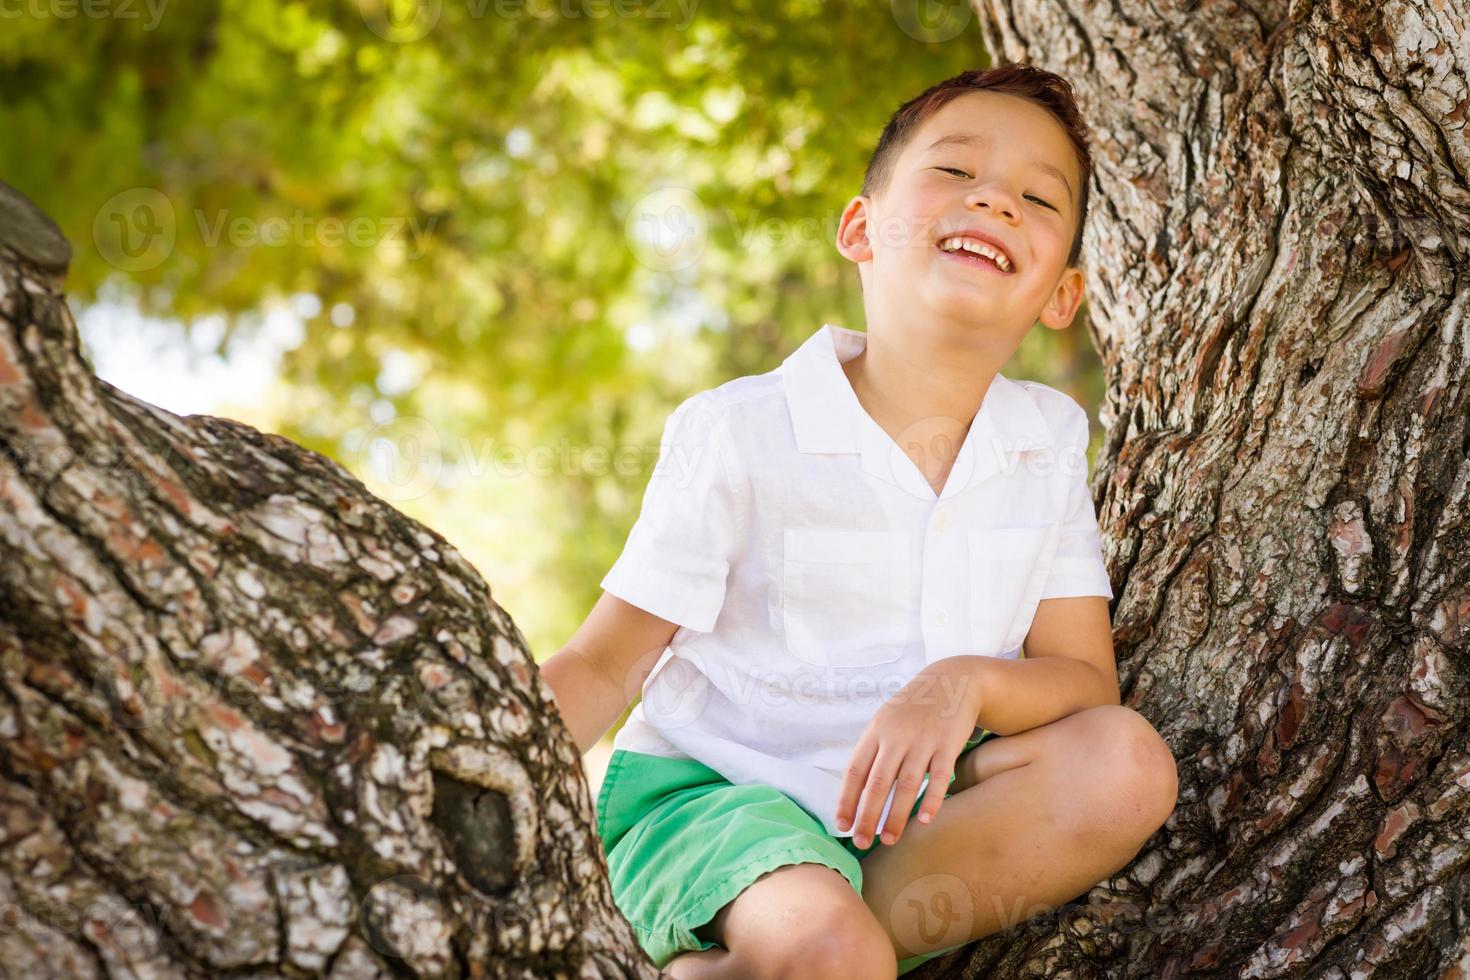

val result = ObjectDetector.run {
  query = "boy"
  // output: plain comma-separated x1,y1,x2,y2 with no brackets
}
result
541,63,1179,979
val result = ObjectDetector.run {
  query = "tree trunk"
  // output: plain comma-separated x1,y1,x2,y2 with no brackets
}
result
0,181,657,979
923,0,1468,976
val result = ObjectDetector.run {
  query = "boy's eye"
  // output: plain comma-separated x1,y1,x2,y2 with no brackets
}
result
935,168,1056,211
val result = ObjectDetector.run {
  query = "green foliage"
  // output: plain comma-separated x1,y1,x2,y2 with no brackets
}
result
1,0,1106,664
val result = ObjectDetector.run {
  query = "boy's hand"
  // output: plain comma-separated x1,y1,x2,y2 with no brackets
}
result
835,658,985,849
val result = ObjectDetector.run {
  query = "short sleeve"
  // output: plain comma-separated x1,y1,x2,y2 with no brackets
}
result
599,393,746,633
1038,406,1114,601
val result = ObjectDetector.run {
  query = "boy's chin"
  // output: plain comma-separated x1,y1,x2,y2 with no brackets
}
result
874,271,1008,318
921,280,1007,313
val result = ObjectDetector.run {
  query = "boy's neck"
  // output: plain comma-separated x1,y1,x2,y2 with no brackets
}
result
840,330,1001,435
839,327,1005,489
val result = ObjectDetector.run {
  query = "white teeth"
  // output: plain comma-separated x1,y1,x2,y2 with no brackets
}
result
938,236,1012,272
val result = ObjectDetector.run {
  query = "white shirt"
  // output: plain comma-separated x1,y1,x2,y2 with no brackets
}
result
600,322,1114,838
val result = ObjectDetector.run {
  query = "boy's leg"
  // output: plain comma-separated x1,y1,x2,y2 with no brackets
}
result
855,704,1178,963
667,863,897,980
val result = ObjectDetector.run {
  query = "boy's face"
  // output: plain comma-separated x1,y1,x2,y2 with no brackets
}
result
837,90,1085,350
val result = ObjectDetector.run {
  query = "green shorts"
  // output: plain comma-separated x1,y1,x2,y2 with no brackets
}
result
594,728,1000,975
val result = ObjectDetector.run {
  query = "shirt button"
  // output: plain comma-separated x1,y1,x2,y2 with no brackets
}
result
935,514,949,532
929,608,949,627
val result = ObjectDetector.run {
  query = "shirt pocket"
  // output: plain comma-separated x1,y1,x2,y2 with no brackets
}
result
781,528,910,669
968,524,1060,656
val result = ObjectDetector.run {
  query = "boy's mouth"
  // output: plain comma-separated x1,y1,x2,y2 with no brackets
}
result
935,236,1017,276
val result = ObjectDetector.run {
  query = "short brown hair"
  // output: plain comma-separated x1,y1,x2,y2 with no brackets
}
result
860,63,1094,269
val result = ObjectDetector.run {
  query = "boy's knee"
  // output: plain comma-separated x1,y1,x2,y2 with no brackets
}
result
777,914,897,980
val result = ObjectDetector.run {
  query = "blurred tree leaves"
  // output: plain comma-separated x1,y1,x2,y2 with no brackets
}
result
0,0,1105,665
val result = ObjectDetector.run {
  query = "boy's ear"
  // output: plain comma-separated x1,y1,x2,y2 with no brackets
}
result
834,195,875,264
1038,265,1086,331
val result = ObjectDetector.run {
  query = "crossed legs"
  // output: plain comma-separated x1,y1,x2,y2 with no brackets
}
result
857,703,1178,961
664,705,1178,977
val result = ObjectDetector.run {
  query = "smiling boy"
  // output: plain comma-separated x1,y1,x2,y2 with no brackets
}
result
542,63,1179,978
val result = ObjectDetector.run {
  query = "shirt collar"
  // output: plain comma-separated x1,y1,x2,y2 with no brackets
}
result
779,322,1056,500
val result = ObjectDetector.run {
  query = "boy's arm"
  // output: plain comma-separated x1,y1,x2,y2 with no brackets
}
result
1019,593,1120,703
948,398,1119,735
543,390,742,753
539,591,680,755
937,594,1120,737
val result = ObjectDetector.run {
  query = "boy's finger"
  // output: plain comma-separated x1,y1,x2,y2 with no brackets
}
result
852,751,901,848
879,761,930,844
914,755,955,827
834,739,879,833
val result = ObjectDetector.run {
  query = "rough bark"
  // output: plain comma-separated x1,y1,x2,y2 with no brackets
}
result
0,180,657,979
915,0,1468,976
